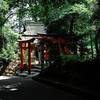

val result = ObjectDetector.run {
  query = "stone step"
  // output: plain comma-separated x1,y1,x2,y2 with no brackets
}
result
31,68,41,72
32,65,41,69
18,71,40,77
16,65,41,77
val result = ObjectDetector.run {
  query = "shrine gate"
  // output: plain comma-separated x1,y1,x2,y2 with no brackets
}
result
18,21,69,74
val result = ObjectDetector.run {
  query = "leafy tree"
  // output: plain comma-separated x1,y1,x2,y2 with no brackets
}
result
0,23,19,62
0,0,9,30
90,0,100,59
0,0,100,62
45,0,99,60
0,0,9,48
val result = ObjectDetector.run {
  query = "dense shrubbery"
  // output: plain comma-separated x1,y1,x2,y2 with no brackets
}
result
0,26,19,75
39,55,100,92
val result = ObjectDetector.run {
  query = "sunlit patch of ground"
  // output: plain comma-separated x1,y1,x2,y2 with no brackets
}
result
0,76,20,80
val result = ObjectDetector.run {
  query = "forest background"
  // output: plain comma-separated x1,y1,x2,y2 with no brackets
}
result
0,0,100,94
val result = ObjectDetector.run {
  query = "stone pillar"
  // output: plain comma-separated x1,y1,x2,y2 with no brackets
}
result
40,42,44,71
28,42,31,74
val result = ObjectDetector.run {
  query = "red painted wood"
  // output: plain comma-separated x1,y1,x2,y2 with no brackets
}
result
18,33,69,74
45,36,48,60
21,42,29,49
58,43,61,52
64,46,68,55
45,46,48,60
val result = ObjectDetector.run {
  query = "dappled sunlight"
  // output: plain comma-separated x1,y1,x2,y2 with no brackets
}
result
3,83,21,88
0,76,22,92
10,88,18,91
0,87,18,91
0,83,21,91
0,76,20,80
0,76,12,80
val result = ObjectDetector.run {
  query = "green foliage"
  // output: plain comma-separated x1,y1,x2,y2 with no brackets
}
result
0,45,18,61
0,0,100,61
0,0,9,12
0,24,19,62
48,43,60,62
0,0,9,27
60,53,83,63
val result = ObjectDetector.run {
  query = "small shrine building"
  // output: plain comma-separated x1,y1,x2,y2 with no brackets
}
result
18,21,69,74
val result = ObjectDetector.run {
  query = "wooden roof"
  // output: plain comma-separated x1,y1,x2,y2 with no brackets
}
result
19,21,46,41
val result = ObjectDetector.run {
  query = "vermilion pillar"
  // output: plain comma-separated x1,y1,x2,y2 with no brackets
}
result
20,42,24,72
44,45,48,60
64,46,68,55
45,36,48,60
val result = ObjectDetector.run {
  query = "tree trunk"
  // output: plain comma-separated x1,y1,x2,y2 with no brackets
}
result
69,16,74,34
90,33,94,59
0,26,4,48
95,37,99,59
95,27,100,59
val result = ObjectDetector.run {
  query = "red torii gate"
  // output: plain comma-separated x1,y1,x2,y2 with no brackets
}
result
35,33,69,70
38,33,69,57
18,38,35,74
18,33,69,74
